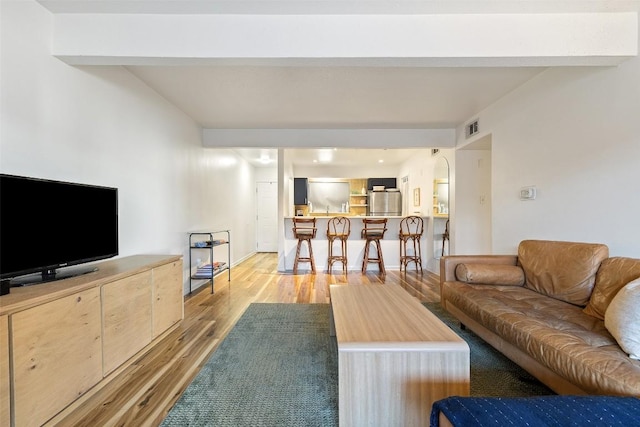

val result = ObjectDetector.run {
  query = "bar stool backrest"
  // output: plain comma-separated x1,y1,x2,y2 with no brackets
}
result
400,216,424,237
361,218,388,238
327,216,351,238
293,217,317,238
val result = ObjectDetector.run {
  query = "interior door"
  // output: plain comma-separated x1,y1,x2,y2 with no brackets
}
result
256,181,278,252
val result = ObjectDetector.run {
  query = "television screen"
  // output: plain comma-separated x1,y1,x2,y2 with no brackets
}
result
0,174,118,284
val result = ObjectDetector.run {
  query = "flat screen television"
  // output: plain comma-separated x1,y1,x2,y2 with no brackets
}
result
0,174,118,287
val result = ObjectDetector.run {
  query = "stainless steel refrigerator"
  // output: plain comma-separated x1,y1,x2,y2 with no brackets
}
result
367,191,402,216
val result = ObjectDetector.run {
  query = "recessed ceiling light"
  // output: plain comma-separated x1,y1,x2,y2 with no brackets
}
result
258,154,271,164
318,149,333,163
378,159,384,163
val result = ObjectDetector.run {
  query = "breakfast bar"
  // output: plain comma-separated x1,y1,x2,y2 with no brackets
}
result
283,216,429,273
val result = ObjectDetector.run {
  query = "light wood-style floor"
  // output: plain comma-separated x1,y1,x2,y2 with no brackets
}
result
52,252,441,427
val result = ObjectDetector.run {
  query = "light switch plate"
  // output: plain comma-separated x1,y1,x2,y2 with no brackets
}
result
520,186,537,200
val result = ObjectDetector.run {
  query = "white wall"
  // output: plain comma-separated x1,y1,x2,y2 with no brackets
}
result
456,34,640,257
397,153,430,217
255,167,278,182
1,1,258,294
279,150,295,270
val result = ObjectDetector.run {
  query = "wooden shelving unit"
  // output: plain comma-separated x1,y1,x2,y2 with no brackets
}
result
349,178,368,216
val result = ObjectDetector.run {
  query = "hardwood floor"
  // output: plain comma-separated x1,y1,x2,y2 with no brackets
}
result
51,252,441,427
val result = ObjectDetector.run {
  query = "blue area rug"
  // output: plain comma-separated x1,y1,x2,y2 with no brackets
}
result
161,303,338,427
162,301,553,426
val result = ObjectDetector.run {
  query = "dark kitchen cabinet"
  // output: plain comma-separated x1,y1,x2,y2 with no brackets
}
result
294,178,308,205
367,178,397,190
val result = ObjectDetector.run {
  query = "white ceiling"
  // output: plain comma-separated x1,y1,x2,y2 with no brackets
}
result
126,66,545,130
38,0,640,168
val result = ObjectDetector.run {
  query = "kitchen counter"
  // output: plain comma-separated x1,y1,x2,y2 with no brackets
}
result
286,215,406,219
284,216,429,272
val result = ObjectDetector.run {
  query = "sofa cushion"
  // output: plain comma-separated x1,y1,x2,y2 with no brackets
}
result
584,257,640,320
605,278,640,360
455,263,525,286
442,280,640,395
518,240,609,306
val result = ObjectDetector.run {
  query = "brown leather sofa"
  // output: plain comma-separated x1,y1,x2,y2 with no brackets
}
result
440,240,640,396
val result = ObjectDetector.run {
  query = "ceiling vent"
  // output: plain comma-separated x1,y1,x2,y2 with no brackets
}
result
465,119,479,139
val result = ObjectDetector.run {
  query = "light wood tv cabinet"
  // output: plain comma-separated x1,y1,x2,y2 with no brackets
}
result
0,255,183,427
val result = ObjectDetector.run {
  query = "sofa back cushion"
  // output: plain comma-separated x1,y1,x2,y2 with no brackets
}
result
455,263,525,286
584,257,640,319
518,240,609,306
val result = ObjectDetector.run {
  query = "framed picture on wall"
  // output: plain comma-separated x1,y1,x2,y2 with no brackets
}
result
413,188,420,206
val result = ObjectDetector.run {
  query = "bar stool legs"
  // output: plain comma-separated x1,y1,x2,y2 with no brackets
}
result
361,218,388,276
294,235,316,274
399,216,424,274
400,234,422,273
328,234,348,274
362,236,385,275
327,216,351,275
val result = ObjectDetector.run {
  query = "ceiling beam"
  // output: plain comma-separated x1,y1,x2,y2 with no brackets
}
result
203,128,456,148
52,13,637,67
36,0,640,15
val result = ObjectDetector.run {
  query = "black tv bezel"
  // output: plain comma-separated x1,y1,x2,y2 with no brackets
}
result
0,174,119,285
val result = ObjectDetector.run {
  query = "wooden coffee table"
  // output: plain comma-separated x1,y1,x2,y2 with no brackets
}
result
329,285,469,427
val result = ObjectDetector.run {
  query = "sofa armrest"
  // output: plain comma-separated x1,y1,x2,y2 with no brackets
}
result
440,255,519,288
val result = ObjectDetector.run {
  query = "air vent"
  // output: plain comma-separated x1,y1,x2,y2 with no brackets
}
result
465,119,479,139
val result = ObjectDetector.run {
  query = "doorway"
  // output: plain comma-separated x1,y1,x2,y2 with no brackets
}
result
433,157,450,259
256,181,278,252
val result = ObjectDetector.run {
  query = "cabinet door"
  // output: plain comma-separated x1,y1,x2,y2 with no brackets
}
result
102,271,153,375
367,178,383,190
152,259,184,338
12,288,102,427
367,177,397,190
382,177,397,189
0,315,9,427
294,178,308,205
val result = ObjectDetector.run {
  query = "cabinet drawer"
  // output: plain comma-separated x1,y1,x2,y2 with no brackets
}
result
102,271,153,375
12,288,102,427
152,260,184,338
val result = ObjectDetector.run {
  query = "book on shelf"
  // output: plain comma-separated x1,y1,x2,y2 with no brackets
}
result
192,262,227,278
193,239,227,248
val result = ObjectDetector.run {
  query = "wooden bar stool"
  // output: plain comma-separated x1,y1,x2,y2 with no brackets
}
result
327,216,351,275
361,218,388,275
399,215,424,274
292,217,317,274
